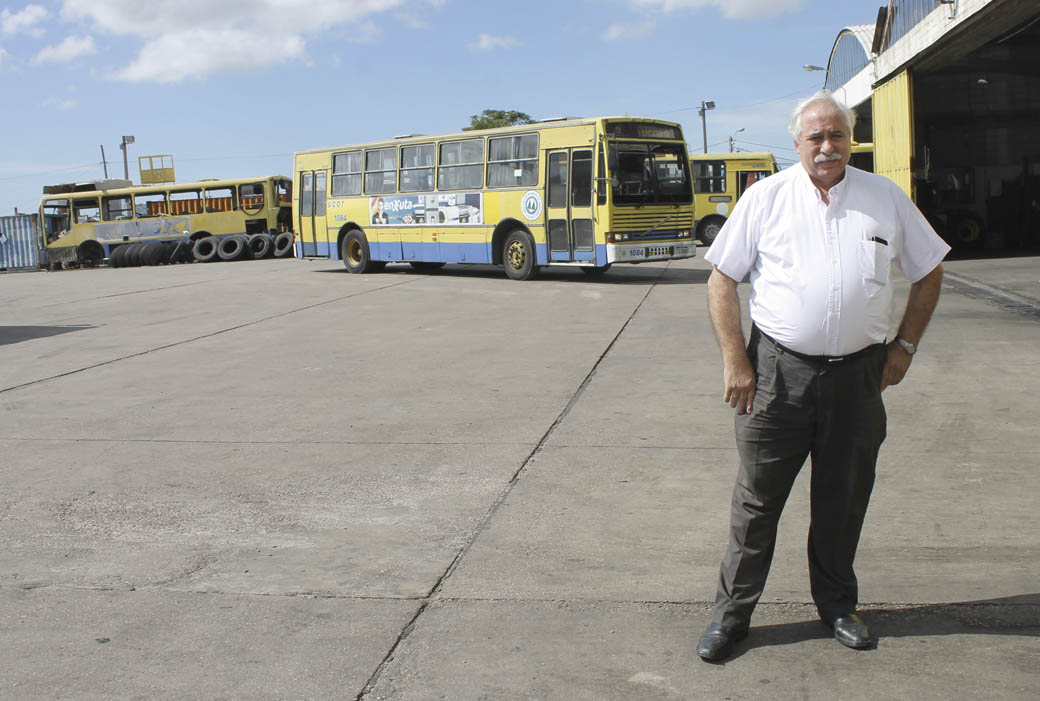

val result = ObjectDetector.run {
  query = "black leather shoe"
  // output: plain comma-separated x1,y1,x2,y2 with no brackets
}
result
696,623,748,661
830,614,873,649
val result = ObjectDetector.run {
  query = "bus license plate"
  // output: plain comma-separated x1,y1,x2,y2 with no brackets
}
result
647,245,674,257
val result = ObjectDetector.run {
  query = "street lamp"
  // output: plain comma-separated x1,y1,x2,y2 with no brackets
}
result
120,135,135,181
729,127,745,153
698,100,715,154
803,64,825,72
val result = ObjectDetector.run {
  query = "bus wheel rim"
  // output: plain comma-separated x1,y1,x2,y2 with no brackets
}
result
507,241,524,269
348,240,361,264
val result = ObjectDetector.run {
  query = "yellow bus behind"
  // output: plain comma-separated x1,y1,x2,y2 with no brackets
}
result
293,117,696,280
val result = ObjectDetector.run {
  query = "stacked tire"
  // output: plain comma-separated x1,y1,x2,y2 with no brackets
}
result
108,241,191,268
107,232,296,268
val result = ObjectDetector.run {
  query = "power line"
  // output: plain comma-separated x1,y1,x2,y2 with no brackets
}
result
0,162,104,183
649,82,824,118
734,139,799,154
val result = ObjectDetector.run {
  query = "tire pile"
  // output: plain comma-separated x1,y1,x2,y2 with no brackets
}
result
109,232,295,268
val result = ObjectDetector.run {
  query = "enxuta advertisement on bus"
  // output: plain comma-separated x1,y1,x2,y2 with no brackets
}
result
369,193,483,226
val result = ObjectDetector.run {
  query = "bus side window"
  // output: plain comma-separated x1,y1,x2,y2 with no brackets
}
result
364,147,397,194
74,198,101,223
170,190,202,215
103,195,133,220
332,152,362,196
438,139,483,190
400,144,435,193
694,161,725,194
205,187,235,212
239,182,265,213
487,134,537,188
135,192,168,218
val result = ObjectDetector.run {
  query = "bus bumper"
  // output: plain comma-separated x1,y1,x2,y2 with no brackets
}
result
606,241,696,264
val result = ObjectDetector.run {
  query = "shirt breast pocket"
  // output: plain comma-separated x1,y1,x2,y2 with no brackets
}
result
859,239,891,296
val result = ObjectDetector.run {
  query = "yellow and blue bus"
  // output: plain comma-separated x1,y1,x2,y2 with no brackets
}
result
39,175,293,269
688,151,778,245
292,117,696,279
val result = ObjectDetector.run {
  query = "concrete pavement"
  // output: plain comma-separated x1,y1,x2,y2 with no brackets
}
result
1,253,1037,699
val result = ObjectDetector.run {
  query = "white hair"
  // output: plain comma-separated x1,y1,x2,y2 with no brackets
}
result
788,90,856,141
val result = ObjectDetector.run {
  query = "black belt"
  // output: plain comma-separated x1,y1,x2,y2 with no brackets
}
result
753,325,885,364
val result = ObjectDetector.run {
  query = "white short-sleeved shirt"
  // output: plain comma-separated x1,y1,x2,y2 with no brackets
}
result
704,163,950,356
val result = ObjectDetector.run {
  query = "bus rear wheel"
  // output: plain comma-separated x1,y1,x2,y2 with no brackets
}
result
503,230,538,280
341,230,380,274
697,216,725,246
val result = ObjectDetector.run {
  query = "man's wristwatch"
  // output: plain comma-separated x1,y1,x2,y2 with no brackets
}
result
894,336,917,355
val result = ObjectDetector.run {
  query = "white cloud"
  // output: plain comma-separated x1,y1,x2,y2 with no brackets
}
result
114,29,305,83
631,0,805,20
33,35,96,63
59,0,406,82
41,96,78,110
1,4,49,36
603,20,655,41
469,33,520,51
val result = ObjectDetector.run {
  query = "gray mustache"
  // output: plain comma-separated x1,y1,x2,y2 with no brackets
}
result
814,152,843,163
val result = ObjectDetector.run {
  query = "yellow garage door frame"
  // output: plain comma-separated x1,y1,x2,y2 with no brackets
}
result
872,69,914,199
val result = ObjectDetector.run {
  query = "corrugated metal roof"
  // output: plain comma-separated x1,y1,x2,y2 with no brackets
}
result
844,24,877,52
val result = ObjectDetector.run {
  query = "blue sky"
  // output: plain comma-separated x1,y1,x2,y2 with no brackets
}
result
0,0,875,216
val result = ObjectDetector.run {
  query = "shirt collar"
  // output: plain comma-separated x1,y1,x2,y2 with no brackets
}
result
795,161,849,204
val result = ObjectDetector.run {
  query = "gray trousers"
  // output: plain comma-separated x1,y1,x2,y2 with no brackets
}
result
711,326,888,630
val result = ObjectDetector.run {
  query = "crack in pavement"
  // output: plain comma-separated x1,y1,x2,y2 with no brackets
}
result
0,278,423,395
944,271,1040,321
355,266,672,700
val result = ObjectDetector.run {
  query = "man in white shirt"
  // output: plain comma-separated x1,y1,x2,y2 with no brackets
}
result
696,90,949,662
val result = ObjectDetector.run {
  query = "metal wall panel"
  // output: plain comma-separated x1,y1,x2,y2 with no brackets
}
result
0,214,41,271
873,69,915,197
888,0,944,47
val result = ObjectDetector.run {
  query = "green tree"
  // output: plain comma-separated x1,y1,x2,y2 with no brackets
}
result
463,109,534,131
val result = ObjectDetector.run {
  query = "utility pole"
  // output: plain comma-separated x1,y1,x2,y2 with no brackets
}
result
729,128,745,153
120,135,135,182
698,100,715,154
100,145,109,178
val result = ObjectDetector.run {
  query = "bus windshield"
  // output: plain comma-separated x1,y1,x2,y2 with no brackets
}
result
610,142,692,206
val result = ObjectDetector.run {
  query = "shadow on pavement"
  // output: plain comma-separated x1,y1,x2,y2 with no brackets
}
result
312,264,712,285
718,594,1040,662
0,325,95,347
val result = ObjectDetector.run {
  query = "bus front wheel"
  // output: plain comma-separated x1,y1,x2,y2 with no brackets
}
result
503,230,538,281
76,240,104,267
697,216,725,246
342,230,381,274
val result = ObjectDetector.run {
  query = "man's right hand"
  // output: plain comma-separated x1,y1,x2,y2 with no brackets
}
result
723,355,756,415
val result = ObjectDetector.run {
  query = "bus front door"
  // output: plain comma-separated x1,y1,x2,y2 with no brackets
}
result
546,148,595,263
298,170,328,257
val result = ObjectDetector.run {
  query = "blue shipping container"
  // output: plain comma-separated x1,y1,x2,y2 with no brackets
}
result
0,214,40,271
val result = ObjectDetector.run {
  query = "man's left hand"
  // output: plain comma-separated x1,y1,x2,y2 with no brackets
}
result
881,343,912,390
